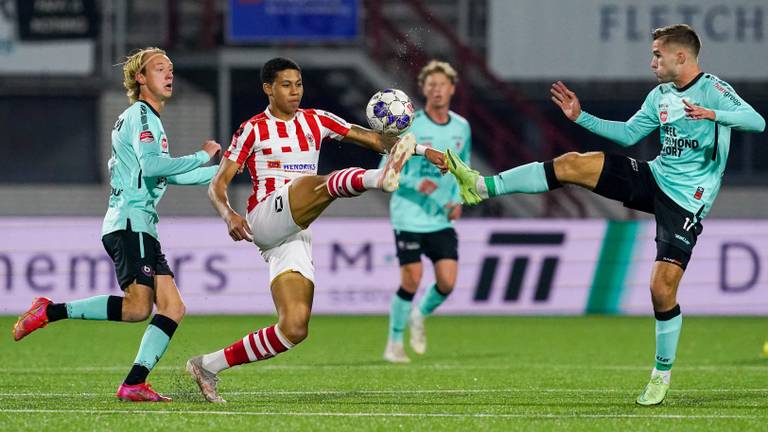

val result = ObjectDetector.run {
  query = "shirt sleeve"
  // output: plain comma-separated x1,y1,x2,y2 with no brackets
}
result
131,118,209,178
224,121,257,165
574,90,659,147
315,109,351,141
709,81,766,132
167,165,218,185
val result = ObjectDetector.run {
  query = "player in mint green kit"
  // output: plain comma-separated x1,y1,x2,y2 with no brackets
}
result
446,25,764,404
12,47,221,402
383,60,471,363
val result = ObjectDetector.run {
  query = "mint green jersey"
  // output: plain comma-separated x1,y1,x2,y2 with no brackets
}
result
102,101,216,240
576,73,765,219
381,110,472,232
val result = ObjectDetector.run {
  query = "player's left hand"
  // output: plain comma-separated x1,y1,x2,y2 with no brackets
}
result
424,148,448,174
446,203,462,220
683,99,715,121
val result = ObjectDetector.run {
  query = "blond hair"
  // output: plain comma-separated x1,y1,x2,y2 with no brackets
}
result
417,60,458,88
122,47,167,104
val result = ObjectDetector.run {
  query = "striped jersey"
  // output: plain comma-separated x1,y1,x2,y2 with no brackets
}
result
224,107,351,212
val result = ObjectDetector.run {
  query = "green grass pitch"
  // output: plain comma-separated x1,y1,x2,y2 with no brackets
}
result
1,315,766,430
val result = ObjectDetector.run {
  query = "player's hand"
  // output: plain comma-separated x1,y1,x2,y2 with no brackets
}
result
424,148,448,174
446,203,462,220
550,81,582,121
224,210,253,242
202,140,222,159
683,99,715,121
418,179,438,195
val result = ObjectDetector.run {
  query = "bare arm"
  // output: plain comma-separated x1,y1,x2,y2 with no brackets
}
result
342,125,399,153
208,158,252,242
345,126,447,171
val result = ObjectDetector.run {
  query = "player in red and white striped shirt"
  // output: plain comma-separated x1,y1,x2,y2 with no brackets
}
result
187,57,445,402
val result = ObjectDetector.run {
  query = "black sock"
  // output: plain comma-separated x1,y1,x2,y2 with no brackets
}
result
654,304,682,321
124,365,151,386
123,315,178,385
396,287,415,301
46,303,68,322
543,160,562,190
107,296,124,322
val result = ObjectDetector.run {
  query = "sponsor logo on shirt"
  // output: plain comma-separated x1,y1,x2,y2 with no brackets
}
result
660,125,699,157
713,82,742,106
161,136,168,151
139,131,154,143
282,163,316,172
267,160,281,169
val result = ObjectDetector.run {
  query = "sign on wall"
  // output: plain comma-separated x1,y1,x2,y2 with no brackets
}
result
0,0,94,74
489,0,768,80
1,218,766,315
228,0,359,42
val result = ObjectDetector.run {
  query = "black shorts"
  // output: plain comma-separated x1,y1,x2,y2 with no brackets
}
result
593,154,703,269
394,228,459,266
101,221,174,290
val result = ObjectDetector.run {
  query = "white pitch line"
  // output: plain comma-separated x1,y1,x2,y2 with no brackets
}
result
1,363,767,373
0,409,766,420
0,388,766,398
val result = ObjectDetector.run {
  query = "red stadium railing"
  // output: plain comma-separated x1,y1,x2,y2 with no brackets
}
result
365,0,586,217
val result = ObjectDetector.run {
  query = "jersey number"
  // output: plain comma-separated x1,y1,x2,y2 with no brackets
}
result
275,196,283,213
683,217,695,232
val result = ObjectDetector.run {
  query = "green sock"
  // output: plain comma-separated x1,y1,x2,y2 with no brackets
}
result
131,315,178,377
389,288,413,343
66,295,122,321
486,161,550,197
654,307,682,371
418,284,449,317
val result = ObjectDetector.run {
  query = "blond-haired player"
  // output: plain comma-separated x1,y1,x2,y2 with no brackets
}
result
382,60,471,363
12,47,221,402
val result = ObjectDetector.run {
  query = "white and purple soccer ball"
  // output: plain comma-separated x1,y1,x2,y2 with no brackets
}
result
365,89,415,135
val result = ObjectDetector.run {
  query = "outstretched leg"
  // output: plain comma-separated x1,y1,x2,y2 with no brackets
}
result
289,133,416,228
446,149,605,204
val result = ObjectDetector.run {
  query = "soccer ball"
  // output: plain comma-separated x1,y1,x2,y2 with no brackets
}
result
365,89,415,135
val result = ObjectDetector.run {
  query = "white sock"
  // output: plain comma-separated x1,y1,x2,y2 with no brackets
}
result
476,176,489,199
651,368,671,384
201,349,230,374
362,169,382,189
